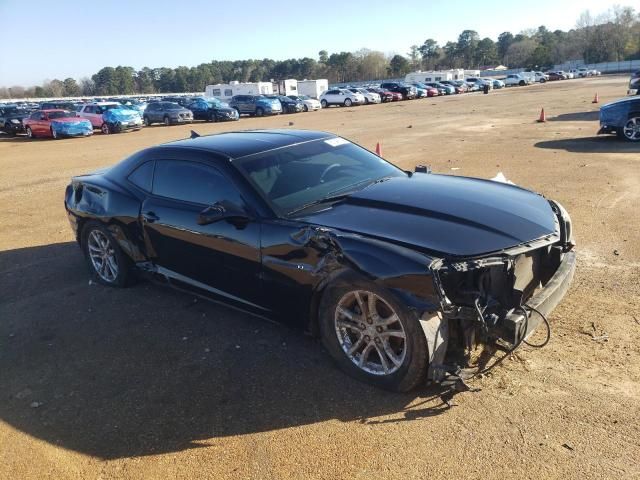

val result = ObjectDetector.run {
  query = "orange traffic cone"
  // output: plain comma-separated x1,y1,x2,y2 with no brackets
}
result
375,142,382,156
537,108,546,123
592,92,599,103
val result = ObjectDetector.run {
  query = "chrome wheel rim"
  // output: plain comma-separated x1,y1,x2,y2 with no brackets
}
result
88,230,118,283
101,123,109,134
164,117,169,125
334,290,406,376
623,117,640,141
26,127,32,138
51,128,57,139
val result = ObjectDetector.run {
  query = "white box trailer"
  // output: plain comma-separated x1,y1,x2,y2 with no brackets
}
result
205,81,273,101
405,69,465,83
464,69,481,77
296,79,329,99
273,79,298,96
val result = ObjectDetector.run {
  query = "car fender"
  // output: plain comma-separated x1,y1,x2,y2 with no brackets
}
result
298,226,443,333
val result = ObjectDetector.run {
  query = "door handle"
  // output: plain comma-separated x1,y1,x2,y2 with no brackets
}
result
143,211,159,223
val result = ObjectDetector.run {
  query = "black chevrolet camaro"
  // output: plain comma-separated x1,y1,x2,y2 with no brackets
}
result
65,129,576,391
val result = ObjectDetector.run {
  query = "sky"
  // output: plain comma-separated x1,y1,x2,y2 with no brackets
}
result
0,0,629,86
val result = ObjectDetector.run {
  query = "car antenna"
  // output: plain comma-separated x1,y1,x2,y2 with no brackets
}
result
190,130,200,139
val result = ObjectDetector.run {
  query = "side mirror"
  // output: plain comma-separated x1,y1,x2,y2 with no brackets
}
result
197,201,249,228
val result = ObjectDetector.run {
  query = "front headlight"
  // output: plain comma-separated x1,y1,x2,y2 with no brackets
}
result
10,118,20,124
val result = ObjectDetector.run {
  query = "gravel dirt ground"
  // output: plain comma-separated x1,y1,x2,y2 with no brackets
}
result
1,75,639,480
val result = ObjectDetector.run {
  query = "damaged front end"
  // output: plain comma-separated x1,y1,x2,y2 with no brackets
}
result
423,200,576,384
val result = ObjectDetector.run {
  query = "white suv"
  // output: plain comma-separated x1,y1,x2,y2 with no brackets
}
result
319,89,365,107
504,74,531,87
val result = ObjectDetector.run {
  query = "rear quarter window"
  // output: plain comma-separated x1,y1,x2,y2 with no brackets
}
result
128,161,154,192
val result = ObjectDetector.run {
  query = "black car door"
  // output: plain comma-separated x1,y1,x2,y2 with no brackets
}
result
140,152,264,310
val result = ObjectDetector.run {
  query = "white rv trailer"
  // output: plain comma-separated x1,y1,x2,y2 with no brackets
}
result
464,70,481,77
205,81,273,101
296,79,329,99
404,69,465,83
273,79,298,96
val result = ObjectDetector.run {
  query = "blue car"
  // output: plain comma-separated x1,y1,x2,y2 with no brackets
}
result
228,95,282,116
598,96,640,142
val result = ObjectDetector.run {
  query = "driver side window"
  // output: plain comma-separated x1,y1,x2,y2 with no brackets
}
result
152,160,243,207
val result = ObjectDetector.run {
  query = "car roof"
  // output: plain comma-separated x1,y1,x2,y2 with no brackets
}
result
163,129,336,159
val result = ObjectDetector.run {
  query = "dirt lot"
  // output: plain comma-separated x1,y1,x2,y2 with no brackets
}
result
1,76,639,480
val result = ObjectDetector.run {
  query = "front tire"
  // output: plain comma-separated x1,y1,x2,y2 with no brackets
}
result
51,127,59,139
620,116,640,142
100,123,110,135
163,116,170,126
143,116,150,126
26,126,35,138
303,104,308,112
321,99,328,108
255,107,264,117
319,277,428,392
81,222,131,287
344,98,352,107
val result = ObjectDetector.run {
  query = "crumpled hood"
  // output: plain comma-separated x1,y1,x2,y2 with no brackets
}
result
301,173,558,257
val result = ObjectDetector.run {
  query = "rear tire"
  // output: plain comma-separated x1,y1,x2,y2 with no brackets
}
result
303,104,308,112
143,116,150,126
100,123,110,135
163,116,170,126
51,127,59,139
344,98,352,107
255,107,264,117
519,80,526,86
321,99,328,108
318,276,429,392
81,222,132,288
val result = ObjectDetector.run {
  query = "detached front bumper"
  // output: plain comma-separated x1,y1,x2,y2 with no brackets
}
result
504,250,577,345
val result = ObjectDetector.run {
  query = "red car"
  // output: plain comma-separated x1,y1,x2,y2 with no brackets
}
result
24,109,93,139
367,87,394,103
388,91,403,101
426,87,440,97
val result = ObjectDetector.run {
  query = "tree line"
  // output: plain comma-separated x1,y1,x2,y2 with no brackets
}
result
2,6,638,99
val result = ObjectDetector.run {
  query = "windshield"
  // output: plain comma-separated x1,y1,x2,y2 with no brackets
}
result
48,111,73,119
234,138,405,216
207,98,227,107
298,95,310,100
163,102,182,109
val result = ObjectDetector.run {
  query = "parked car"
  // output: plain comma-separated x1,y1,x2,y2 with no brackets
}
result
466,77,493,90
0,105,29,136
187,97,240,122
65,129,576,392
23,109,93,139
423,82,445,96
598,96,640,142
491,78,505,89
266,95,304,113
366,87,394,102
442,80,468,93
228,95,282,116
628,71,640,96
504,74,530,86
287,94,322,111
347,87,381,104
77,103,143,134
557,70,573,79
546,72,567,81
142,102,193,126
40,101,79,111
379,82,416,100
319,89,364,107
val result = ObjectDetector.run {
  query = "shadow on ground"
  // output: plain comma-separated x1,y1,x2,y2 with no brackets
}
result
549,111,599,122
535,135,640,153
0,242,450,460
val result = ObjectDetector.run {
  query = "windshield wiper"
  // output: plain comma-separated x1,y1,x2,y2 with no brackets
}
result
286,176,394,217
286,192,352,217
